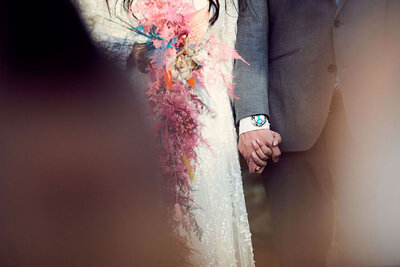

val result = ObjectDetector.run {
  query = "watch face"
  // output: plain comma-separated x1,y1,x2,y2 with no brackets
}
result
251,115,266,127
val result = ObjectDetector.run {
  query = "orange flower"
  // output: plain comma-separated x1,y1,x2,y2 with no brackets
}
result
164,70,173,89
187,77,195,87
183,155,194,180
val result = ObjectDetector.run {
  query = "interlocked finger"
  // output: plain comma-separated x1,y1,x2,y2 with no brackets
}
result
252,151,266,166
271,146,282,163
256,139,272,157
272,131,283,146
252,141,269,160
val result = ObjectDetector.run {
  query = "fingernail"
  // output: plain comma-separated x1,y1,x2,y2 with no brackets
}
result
256,167,260,171
273,140,279,146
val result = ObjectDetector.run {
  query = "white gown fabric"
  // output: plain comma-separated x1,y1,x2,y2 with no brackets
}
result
76,1,255,266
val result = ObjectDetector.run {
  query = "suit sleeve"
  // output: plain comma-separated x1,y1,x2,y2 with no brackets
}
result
233,0,269,124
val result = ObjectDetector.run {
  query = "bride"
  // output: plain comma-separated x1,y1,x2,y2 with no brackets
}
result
76,0,255,265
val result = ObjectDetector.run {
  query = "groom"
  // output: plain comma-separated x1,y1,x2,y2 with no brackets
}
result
234,0,400,266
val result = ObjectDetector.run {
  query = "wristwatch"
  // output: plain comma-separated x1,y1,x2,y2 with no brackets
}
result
251,114,267,127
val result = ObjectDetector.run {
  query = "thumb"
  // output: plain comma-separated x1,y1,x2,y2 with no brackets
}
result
272,132,282,147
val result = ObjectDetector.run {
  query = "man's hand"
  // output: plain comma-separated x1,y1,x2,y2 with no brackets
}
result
238,129,282,174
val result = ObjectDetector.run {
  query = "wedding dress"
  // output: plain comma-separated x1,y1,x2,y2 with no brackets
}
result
76,1,255,266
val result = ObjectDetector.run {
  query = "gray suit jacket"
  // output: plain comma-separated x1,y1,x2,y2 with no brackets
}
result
233,0,400,152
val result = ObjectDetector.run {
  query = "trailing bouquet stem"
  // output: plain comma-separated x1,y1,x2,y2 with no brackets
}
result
106,0,246,241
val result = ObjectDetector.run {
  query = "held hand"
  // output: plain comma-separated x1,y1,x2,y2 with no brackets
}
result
238,129,282,174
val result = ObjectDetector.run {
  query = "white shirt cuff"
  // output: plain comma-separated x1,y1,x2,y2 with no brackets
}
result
239,116,270,136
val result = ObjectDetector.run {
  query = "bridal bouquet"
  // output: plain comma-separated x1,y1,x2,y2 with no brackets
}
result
120,0,245,238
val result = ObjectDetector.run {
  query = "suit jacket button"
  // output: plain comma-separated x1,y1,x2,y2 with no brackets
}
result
328,64,337,73
334,19,341,28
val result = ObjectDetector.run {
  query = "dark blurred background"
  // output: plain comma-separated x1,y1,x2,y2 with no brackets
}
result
1,0,399,266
